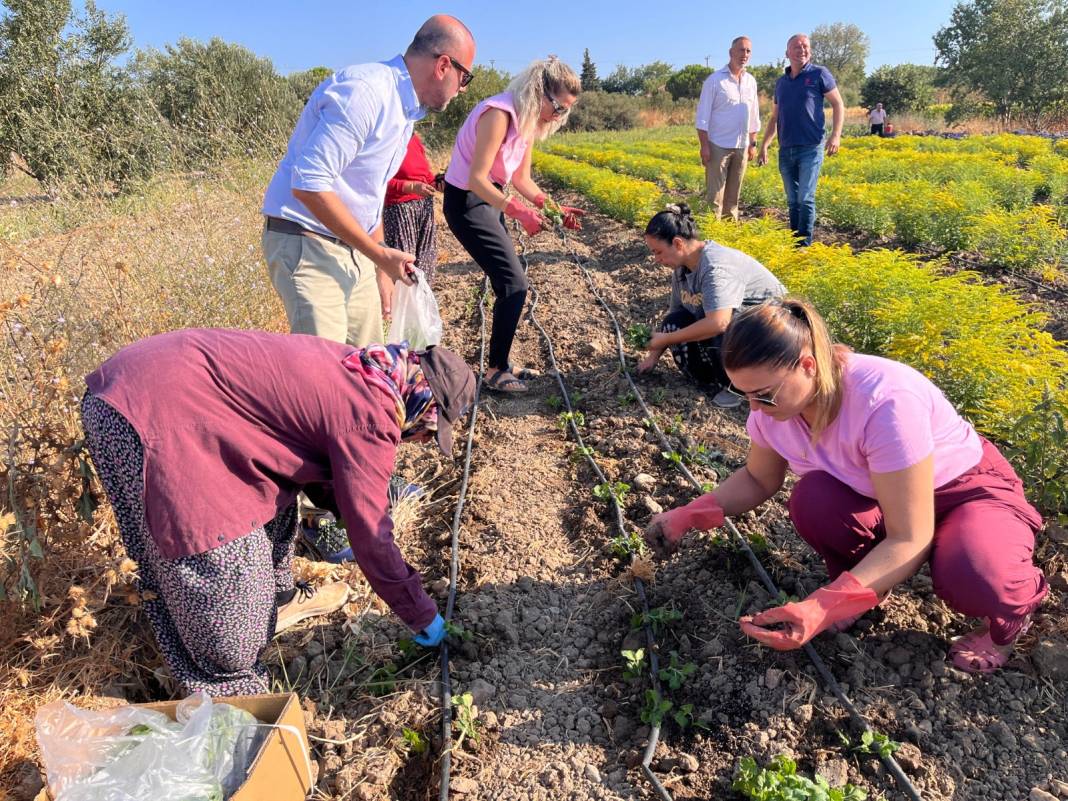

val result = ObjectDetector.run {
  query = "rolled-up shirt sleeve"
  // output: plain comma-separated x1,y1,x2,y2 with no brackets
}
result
748,77,761,135
291,84,377,192
328,426,437,631
695,77,715,132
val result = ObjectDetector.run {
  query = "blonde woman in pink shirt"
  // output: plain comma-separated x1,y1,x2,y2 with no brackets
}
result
443,57,585,393
646,298,1047,674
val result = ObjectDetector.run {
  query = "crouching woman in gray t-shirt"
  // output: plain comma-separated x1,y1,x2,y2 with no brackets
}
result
637,203,786,407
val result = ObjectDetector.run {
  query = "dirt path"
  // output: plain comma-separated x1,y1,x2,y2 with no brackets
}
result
275,205,1068,801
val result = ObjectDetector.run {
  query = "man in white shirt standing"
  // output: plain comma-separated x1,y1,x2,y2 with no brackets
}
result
695,36,761,221
868,102,887,137
262,15,475,347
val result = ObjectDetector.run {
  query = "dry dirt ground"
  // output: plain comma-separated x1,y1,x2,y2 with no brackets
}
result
262,204,1068,801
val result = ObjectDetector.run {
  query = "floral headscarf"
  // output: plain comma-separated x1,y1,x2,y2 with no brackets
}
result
342,342,438,440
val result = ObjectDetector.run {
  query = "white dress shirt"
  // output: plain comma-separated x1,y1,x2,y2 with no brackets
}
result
695,65,760,150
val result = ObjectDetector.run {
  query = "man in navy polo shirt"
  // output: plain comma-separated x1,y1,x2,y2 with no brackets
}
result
757,33,844,246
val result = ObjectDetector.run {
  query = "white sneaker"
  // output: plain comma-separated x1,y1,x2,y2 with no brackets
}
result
712,388,742,408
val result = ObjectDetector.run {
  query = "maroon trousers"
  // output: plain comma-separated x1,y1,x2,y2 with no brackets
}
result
788,439,1047,645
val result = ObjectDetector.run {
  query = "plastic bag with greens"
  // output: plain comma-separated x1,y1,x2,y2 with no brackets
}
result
36,691,265,801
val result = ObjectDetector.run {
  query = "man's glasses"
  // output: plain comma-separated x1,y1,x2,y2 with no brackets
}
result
436,54,474,87
725,361,798,407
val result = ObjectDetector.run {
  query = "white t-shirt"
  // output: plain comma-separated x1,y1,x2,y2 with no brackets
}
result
869,108,887,124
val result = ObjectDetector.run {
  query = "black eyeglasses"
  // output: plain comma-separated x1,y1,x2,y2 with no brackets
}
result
436,53,474,87
725,361,799,407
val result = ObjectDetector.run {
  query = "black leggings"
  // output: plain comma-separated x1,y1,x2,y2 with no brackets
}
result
661,307,728,388
443,181,528,370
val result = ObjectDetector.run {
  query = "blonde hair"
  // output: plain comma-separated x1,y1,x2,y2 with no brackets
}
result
506,56,581,141
722,297,850,440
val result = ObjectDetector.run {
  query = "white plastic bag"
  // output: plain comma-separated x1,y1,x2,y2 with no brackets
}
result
387,267,442,351
35,690,265,801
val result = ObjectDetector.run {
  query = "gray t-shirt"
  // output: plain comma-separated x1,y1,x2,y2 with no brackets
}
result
670,240,785,317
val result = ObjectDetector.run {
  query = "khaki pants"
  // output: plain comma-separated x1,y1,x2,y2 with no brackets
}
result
262,224,383,347
705,143,749,221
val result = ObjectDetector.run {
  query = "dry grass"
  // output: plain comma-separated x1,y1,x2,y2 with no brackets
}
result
0,158,287,788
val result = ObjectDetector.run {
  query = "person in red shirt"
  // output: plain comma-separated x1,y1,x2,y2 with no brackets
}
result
81,329,474,695
384,132,440,286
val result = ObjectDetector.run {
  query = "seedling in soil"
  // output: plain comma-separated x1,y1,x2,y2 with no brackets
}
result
658,651,697,691
451,692,482,750
855,729,901,759
546,394,563,410
618,390,637,407
625,323,652,350
774,589,800,606
631,605,684,634
661,449,684,467
444,620,473,642
640,690,673,727
401,727,428,755
557,410,586,434
733,754,867,801
367,662,399,697
648,387,667,405
593,481,630,507
570,445,596,464
667,414,684,436
672,703,695,729
608,529,647,560
621,648,647,679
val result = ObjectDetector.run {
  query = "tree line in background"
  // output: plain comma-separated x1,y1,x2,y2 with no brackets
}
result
1,0,1066,196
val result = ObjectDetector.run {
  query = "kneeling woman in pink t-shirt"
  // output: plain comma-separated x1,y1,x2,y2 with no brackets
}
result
646,298,1047,673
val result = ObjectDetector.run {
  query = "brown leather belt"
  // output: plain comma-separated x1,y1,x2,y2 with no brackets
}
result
265,216,346,248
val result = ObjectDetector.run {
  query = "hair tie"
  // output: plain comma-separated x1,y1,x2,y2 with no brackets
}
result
665,203,681,215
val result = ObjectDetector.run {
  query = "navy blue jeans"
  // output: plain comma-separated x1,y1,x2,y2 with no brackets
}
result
778,143,825,246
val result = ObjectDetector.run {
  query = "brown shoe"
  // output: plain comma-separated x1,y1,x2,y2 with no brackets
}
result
275,580,350,634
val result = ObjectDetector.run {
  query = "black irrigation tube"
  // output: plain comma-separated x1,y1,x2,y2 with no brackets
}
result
944,251,1068,301
555,228,925,801
438,276,489,801
516,234,676,801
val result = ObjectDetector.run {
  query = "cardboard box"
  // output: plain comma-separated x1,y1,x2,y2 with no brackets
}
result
36,692,312,801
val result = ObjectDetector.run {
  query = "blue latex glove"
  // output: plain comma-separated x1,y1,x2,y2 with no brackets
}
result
414,613,446,647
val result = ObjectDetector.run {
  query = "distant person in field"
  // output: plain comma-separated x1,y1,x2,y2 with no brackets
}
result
645,299,1047,674
868,102,887,137
443,56,585,393
695,36,761,221
757,33,845,246
82,330,475,695
262,15,475,346
384,131,441,286
636,203,786,408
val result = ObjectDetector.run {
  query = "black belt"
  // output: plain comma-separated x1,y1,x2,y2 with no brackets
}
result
265,216,346,248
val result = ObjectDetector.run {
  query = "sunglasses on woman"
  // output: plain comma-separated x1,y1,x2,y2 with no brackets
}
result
725,360,799,407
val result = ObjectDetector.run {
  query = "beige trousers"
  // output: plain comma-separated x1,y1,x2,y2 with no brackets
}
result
262,225,383,347
705,143,749,221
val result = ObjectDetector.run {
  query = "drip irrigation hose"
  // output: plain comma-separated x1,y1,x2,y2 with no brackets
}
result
438,277,489,801
555,228,925,801
516,233,676,801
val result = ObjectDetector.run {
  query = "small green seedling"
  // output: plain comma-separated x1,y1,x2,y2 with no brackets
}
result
401,727,428,754
608,529,647,560
672,703,694,729
570,444,596,464
367,662,398,696
557,410,586,433
451,692,482,749
621,648,647,679
640,690,673,727
625,323,652,350
631,605,684,634
618,390,637,407
661,449,683,467
593,481,630,507
543,197,564,226
666,414,684,436
773,589,800,606
658,651,697,691
546,394,563,410
443,620,473,642
648,387,667,405
733,754,868,801
856,729,901,759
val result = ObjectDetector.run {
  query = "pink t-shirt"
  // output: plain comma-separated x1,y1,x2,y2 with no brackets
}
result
444,92,529,189
747,353,983,498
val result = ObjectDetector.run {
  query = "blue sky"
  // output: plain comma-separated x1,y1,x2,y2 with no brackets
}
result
89,1,958,76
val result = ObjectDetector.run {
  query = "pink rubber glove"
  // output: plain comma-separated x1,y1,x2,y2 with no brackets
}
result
739,571,879,651
560,205,585,230
644,493,725,554
504,197,546,236
532,193,547,208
